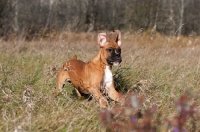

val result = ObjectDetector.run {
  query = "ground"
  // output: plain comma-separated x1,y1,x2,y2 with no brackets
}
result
0,32,200,131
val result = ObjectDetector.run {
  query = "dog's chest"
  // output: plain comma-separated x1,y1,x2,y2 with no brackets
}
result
102,66,113,89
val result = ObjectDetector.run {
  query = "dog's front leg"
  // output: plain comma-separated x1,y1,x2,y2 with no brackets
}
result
89,86,108,108
107,83,123,103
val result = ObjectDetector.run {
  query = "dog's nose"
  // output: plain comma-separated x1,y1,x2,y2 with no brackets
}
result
116,54,120,57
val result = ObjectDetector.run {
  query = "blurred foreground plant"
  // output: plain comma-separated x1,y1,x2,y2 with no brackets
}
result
166,94,198,132
100,92,199,132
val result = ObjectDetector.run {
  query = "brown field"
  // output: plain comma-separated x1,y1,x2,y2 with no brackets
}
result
0,32,200,131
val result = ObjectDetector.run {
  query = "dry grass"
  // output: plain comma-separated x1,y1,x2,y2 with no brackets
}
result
0,32,200,131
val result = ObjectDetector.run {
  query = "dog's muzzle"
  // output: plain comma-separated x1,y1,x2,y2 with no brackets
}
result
106,55,122,66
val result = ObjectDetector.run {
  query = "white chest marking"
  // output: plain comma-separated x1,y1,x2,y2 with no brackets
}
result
103,66,113,89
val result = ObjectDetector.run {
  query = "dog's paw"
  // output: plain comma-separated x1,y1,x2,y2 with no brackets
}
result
99,97,108,108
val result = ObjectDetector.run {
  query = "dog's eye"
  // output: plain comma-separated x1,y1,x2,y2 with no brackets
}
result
117,48,121,54
107,48,113,53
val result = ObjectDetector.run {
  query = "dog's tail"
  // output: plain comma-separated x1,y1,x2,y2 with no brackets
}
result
71,55,77,60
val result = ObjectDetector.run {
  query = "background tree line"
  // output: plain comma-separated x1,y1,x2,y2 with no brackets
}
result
0,0,200,40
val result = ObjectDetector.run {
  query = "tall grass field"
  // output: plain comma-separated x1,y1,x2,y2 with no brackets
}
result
0,32,200,131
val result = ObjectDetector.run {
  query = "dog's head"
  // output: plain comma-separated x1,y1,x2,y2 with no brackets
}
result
98,30,122,66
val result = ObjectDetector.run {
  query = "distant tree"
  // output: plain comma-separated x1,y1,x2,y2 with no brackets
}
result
183,0,200,36
177,0,185,36
0,0,12,39
1,0,200,39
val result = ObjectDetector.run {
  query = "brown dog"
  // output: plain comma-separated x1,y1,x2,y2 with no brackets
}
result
55,30,123,107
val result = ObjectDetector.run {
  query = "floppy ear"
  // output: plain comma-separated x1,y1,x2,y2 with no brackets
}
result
114,30,122,47
97,32,107,47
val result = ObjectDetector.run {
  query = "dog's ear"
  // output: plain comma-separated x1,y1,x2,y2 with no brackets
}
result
114,30,122,47
97,32,107,47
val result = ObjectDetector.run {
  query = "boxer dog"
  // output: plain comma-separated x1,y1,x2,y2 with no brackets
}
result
55,30,123,108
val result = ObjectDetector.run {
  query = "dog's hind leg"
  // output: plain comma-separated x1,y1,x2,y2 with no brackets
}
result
55,68,70,96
